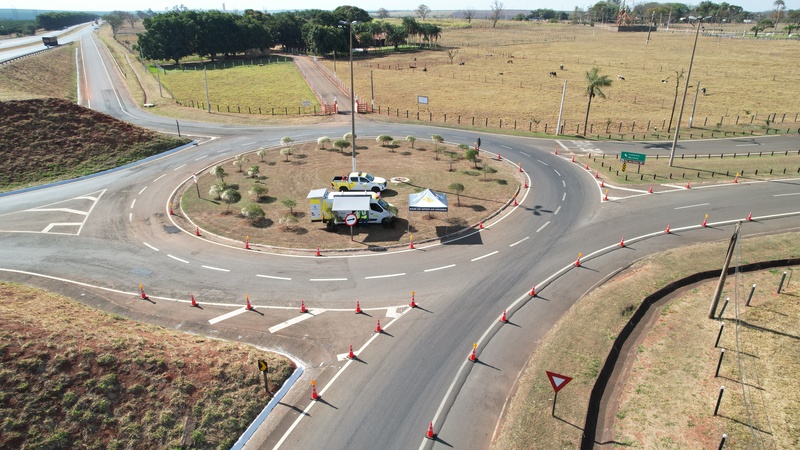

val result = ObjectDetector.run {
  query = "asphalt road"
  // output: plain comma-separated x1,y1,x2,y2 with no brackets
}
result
1,31,799,450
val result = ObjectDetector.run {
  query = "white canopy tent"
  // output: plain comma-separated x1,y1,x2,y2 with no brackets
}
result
408,189,449,233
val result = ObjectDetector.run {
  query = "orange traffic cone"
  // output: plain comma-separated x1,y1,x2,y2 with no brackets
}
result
620,236,625,247
375,320,382,333
498,153,502,160
571,156,575,163
348,344,355,359
600,179,605,187
426,422,435,439
311,380,319,400
649,185,653,194
469,343,477,362
245,236,250,250
665,224,671,234
554,147,558,155
519,164,523,173
734,174,739,183
595,170,600,179
575,253,582,267
195,227,201,236
702,215,708,227
190,294,198,307
746,212,752,221
245,294,253,311
355,301,362,314
603,190,609,201
315,246,321,257
410,291,416,308
500,310,508,323
409,235,415,249
530,285,536,297
585,163,590,170
524,180,528,188
479,221,483,230
139,284,147,299
513,195,518,206
169,203,174,215
300,300,307,313
686,181,691,189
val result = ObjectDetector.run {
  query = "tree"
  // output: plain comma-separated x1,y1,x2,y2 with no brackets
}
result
233,154,248,172
103,13,124,37
785,24,799,35
317,136,331,149
280,147,293,162
482,165,497,181
751,24,765,37
210,165,226,182
241,204,265,223
137,11,198,64
416,4,431,21
209,182,226,200
446,48,458,64
334,139,350,153
281,199,297,215
448,183,465,206
405,135,416,148
434,145,446,160
774,0,786,29
256,148,267,161
431,134,444,145
279,213,299,229
343,132,355,140
247,165,260,178
249,184,268,201
463,8,477,23
490,0,505,28
377,8,390,19
376,135,394,147
582,67,613,136
221,188,241,212
465,148,479,168
384,23,407,49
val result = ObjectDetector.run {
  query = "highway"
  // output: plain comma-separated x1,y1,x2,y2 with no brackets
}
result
1,29,798,449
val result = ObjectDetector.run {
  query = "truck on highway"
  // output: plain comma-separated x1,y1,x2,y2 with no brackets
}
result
308,188,396,229
330,171,387,193
42,36,58,47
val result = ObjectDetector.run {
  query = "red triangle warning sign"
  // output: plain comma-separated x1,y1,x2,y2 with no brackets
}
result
545,371,573,393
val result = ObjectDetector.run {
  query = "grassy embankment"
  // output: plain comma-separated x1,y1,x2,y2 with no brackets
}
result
179,139,519,249
493,230,800,448
0,283,295,449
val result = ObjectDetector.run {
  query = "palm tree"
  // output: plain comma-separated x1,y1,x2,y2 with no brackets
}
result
247,165,260,178
209,182,226,200
280,147,293,162
317,136,331,149
232,154,248,172
334,139,350,153
256,148,267,162
405,135,416,148
376,135,394,148
281,136,294,147
210,165,226,182
448,182,465,206
241,204,265,224
249,184,268,201
583,67,613,136
220,188,241,212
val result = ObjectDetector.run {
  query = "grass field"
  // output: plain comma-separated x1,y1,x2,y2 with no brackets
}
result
179,138,519,249
0,282,295,449
0,42,77,101
492,230,800,449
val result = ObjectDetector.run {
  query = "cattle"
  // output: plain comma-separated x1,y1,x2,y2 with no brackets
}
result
507,60,513,64
559,64,564,70
549,71,557,77
617,75,626,81
459,62,465,65
701,87,707,95
661,79,668,83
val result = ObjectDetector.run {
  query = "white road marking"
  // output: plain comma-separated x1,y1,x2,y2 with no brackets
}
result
364,273,406,280
774,192,800,197
501,145,512,149
153,174,166,182
28,208,88,216
554,169,561,176
143,242,159,252
536,221,550,233
425,264,456,272
173,163,187,171
138,186,148,195
554,206,561,215
537,159,549,166
195,155,208,161
268,309,325,334
42,223,81,233
675,202,710,210
510,236,529,247
386,307,402,318
310,278,347,281
202,265,230,272
257,274,292,280
129,213,132,222
168,254,189,263
209,308,248,325
562,192,566,201
735,143,760,147
471,251,498,262
130,199,136,209
520,151,531,157
75,195,98,201
562,180,566,187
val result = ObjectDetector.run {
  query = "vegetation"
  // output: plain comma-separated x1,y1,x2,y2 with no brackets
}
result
36,12,96,30
583,67,613,136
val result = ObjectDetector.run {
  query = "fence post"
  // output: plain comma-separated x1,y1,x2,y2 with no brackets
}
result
715,348,725,377
713,386,725,416
778,271,787,293
746,284,756,306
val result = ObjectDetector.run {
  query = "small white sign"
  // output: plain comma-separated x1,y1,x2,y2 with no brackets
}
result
418,96,429,105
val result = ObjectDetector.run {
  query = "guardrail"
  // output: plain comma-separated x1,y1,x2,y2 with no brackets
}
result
0,46,55,66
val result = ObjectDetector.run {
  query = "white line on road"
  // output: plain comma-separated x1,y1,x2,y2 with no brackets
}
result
386,307,402,318
501,145,512,150
195,155,208,161
675,202,710,210
130,199,136,209
153,174,166,182
310,278,347,281
268,309,325,334
173,163,187,171
143,242,159,252
167,254,189,263
774,192,800,197
735,143,760,147
129,213,132,222
138,186,147,195
536,221,550,233
555,206,561,215
209,308,248,325
520,151,531,157
471,251,498,262
562,192,566,201
202,265,230,272
42,223,81,233
364,273,406,280
29,208,88,216
537,159,549,166
424,264,456,272
562,180,566,187
554,169,561,176
256,274,292,280
510,236,530,247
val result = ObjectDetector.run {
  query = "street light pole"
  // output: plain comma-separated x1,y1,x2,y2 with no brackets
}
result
669,16,704,167
341,20,359,172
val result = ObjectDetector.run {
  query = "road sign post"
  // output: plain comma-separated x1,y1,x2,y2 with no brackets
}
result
258,360,269,396
620,151,646,165
345,213,357,241
545,371,573,417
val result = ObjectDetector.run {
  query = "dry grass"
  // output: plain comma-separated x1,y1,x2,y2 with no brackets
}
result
614,269,800,448
0,43,77,101
492,231,800,449
179,139,520,249
319,22,800,134
0,282,295,449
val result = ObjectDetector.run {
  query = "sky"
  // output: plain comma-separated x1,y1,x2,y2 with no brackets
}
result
6,0,794,15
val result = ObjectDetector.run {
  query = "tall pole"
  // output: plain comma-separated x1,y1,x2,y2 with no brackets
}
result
669,17,702,167
689,81,700,128
348,22,357,172
157,64,163,98
333,51,337,77
556,79,567,135
646,11,655,44
204,65,211,113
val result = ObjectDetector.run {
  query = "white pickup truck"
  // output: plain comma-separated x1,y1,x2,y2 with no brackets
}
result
330,172,387,192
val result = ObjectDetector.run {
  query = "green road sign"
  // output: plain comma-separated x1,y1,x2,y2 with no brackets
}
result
620,151,646,165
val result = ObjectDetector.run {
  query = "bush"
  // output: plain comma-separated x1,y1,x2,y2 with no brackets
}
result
241,204,265,223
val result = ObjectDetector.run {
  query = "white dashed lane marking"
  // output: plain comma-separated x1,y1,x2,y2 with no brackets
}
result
424,264,456,272
168,254,189,263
